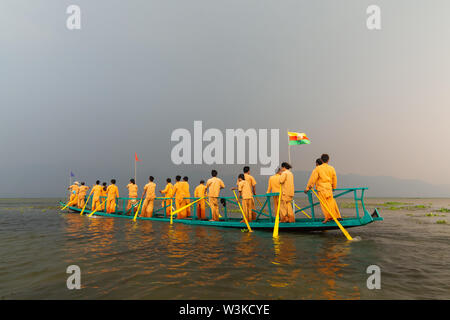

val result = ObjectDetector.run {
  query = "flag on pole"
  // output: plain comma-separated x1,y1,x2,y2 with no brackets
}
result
70,171,75,177
288,132,311,145
135,152,141,162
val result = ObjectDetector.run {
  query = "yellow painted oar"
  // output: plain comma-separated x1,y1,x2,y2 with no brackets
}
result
170,197,206,225
133,197,144,222
87,199,107,217
80,189,94,215
169,199,173,225
61,199,77,210
311,189,353,241
232,190,252,232
293,202,311,219
273,186,282,238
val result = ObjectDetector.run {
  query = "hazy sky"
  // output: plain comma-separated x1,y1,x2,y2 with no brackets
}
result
1,0,450,197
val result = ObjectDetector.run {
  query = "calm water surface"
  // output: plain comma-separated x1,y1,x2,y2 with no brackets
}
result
0,198,449,299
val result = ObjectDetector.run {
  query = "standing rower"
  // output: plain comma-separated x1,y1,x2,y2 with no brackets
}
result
100,182,107,211
243,166,257,220
159,178,173,216
206,170,225,221
142,176,156,218
126,178,138,213
77,182,90,208
160,178,174,216
232,174,253,222
67,181,79,206
91,180,103,212
266,167,281,216
106,179,119,213
181,176,191,218
172,176,184,219
279,162,295,223
194,180,207,220
305,154,342,223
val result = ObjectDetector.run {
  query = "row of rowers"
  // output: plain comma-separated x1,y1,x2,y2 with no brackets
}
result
67,154,342,224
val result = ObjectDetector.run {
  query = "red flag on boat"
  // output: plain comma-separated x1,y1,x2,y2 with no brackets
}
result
135,152,141,162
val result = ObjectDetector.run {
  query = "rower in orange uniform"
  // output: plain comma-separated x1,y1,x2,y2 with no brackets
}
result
181,176,191,218
172,176,184,219
279,162,295,223
160,178,174,217
206,170,225,221
194,180,207,220
126,178,139,213
305,154,342,223
100,182,107,211
67,181,79,206
106,179,119,213
77,182,90,208
232,174,253,222
142,176,156,218
266,167,281,216
236,166,257,220
91,180,103,212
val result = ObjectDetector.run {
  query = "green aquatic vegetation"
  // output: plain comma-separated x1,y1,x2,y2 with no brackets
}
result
410,205,430,209
436,220,447,224
426,213,439,217
341,203,356,209
386,206,402,211
437,208,450,213
383,201,410,206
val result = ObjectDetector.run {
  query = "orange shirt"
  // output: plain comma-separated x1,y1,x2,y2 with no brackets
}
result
194,184,207,198
106,185,119,199
280,169,295,197
180,181,190,197
161,183,174,198
267,174,281,194
144,182,156,199
127,183,138,198
206,177,225,197
69,184,79,195
101,188,107,197
238,180,253,200
236,173,257,189
78,186,89,197
307,163,337,197
173,182,184,201
92,185,103,197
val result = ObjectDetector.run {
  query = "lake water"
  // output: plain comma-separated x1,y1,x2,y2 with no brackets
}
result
0,198,449,299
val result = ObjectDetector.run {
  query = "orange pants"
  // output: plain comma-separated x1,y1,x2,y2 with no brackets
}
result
318,192,342,220
142,198,154,218
78,195,86,208
162,200,172,217
106,197,116,213
209,197,220,221
280,195,295,223
272,195,279,216
177,199,189,219
197,200,206,220
242,199,253,222
91,196,100,212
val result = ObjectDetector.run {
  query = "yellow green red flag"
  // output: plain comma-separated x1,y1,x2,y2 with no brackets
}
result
288,131,310,145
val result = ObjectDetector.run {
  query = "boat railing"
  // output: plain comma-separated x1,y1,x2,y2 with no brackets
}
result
79,187,370,222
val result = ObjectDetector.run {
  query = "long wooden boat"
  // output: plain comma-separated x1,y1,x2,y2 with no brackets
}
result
59,187,383,231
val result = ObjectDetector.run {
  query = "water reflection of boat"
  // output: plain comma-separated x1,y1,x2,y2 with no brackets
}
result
59,187,382,231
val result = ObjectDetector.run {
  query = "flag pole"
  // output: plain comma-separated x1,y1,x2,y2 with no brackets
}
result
134,157,136,183
287,129,291,164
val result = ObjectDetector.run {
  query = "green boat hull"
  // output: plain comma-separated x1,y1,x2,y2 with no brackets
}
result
58,201,383,231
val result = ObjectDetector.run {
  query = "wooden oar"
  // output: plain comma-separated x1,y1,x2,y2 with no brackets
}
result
273,186,282,238
232,190,252,232
170,197,206,225
311,189,353,241
132,197,145,222
80,189,94,215
293,202,312,219
87,199,107,217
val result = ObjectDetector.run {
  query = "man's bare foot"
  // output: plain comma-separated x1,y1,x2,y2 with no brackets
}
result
322,219,331,224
